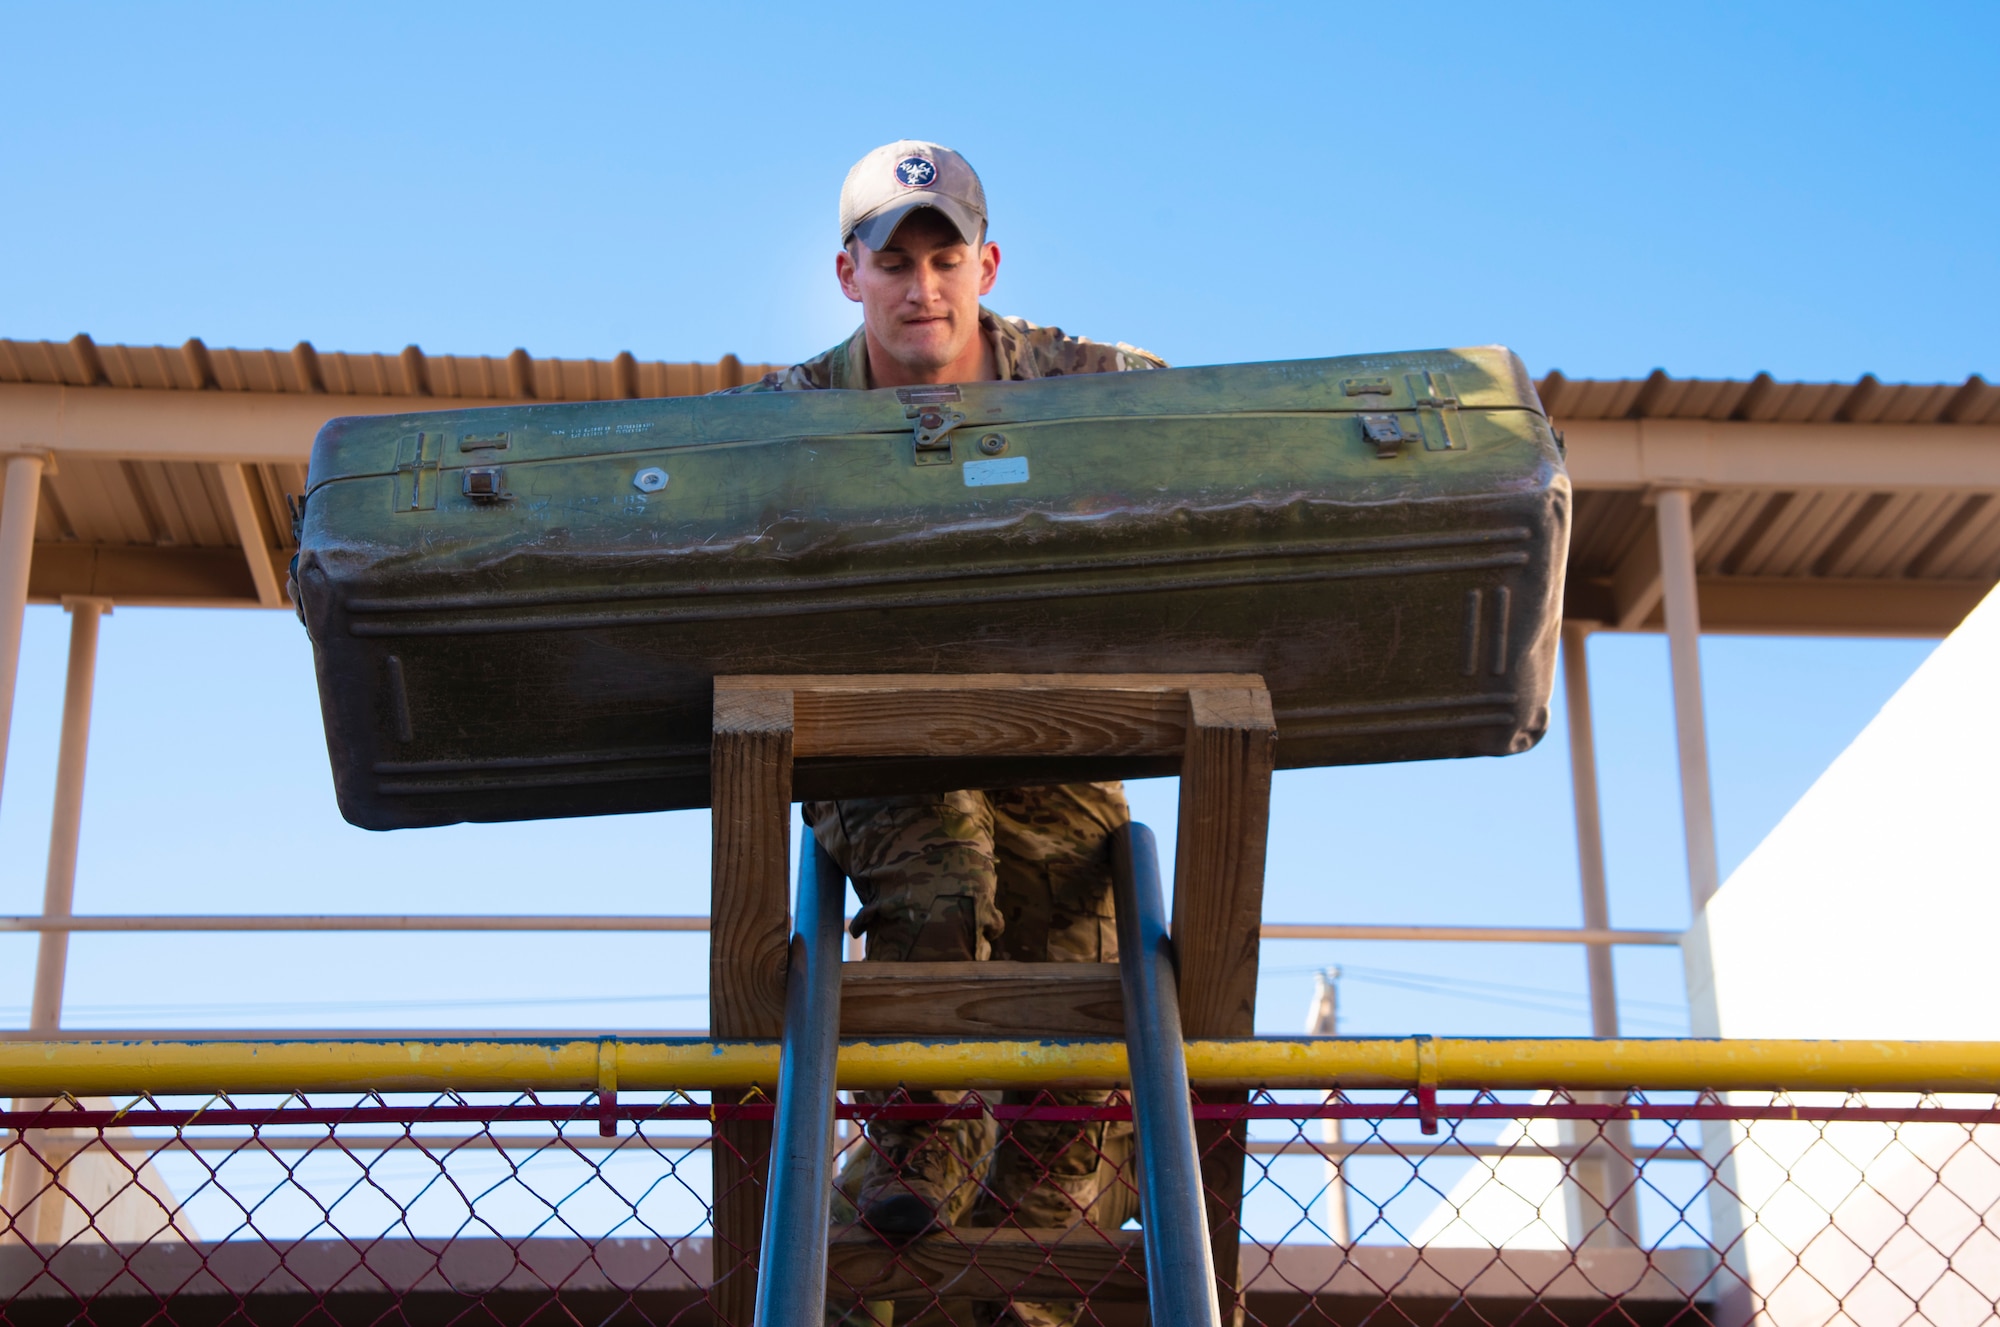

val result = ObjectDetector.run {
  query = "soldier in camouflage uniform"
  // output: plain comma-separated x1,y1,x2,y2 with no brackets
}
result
726,141,1160,1324
739,305,1164,393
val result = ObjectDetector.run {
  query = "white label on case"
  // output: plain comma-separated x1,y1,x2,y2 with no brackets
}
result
962,456,1030,487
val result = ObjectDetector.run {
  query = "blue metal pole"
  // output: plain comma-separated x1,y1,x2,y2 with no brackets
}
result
1111,822,1222,1327
754,827,846,1327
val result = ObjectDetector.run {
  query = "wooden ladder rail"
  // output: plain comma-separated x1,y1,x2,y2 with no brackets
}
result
708,673,1277,1327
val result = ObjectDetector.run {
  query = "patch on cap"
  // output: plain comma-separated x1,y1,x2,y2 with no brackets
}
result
841,140,987,248
894,156,938,189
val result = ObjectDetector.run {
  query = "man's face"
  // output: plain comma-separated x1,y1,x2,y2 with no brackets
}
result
836,209,1000,379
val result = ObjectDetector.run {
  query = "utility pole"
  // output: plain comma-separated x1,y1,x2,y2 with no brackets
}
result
1306,969,1350,1245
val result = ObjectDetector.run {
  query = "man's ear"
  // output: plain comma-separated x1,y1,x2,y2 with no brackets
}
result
835,246,864,303
977,241,1001,297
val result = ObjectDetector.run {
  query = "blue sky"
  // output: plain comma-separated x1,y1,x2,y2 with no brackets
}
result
0,1,1990,1038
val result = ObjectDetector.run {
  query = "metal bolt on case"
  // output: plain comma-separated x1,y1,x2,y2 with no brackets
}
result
978,433,1009,456
633,467,669,493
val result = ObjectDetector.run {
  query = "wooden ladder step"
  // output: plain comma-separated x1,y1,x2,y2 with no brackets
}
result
839,961,1124,1038
828,1226,1145,1302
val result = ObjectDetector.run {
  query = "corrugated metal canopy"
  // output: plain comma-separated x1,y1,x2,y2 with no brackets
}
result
0,333,774,402
1541,365,2000,634
1540,367,1998,426
1,333,1994,635
0,334,780,609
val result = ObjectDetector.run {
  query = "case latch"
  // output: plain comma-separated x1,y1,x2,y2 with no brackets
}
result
1360,413,1407,459
899,385,966,466
462,467,506,502
909,406,965,464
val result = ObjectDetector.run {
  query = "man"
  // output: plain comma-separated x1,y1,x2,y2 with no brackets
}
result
727,140,1160,1284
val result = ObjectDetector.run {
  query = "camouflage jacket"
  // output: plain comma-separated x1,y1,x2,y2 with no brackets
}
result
727,307,1165,392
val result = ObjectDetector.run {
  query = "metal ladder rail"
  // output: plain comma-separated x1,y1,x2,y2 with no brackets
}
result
755,821,1221,1327
1112,821,1224,1327
755,828,846,1327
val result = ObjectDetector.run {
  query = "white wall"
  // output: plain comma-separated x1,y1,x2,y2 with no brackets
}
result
1683,583,2000,1326
1685,583,1999,1042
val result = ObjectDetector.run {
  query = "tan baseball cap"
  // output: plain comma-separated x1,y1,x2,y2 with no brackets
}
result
839,140,988,251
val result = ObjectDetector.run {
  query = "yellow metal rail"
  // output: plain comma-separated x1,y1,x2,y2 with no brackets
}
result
2,1037,1998,1097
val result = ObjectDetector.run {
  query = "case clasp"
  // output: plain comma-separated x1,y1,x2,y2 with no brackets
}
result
908,405,965,465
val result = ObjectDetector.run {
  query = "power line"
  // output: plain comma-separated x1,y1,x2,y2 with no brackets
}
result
1267,960,1689,1030
0,964,1689,1029
0,990,707,1023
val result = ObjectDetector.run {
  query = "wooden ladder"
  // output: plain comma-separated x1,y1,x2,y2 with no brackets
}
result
708,673,1277,1325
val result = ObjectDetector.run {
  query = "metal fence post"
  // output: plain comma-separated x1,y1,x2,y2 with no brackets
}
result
754,826,845,1327
1111,822,1223,1327
0,454,45,813
4,595,110,1240
1655,486,1720,911
29,597,112,1033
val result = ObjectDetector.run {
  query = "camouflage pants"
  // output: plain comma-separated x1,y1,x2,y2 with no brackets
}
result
808,782,1128,967
807,784,1140,1324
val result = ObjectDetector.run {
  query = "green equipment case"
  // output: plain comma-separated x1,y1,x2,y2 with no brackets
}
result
297,346,1569,830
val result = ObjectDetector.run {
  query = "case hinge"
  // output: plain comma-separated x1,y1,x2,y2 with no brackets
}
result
1406,371,1465,451
1407,370,1459,409
392,431,444,511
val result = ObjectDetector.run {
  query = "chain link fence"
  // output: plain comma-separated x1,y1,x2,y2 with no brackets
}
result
5,1085,1999,1324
